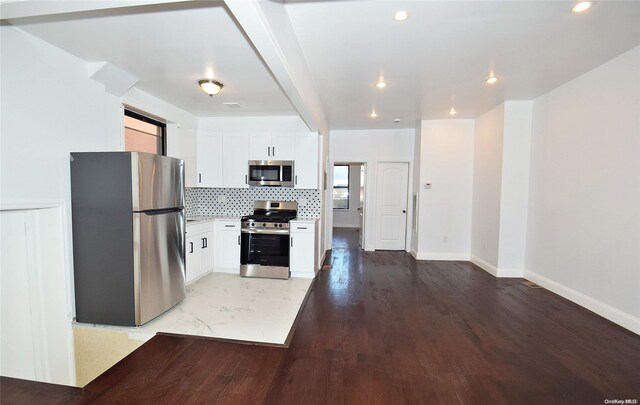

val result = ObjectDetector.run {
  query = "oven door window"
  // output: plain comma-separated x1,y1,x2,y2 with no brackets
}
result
241,233,289,267
249,165,280,182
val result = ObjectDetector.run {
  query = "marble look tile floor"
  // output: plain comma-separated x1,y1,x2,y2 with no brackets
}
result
139,273,313,344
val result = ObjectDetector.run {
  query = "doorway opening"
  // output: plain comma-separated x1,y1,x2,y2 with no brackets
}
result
332,162,366,249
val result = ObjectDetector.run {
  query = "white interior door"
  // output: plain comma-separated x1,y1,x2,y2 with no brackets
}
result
375,162,408,250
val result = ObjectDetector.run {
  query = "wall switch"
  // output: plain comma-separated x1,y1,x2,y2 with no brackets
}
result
217,195,226,203
424,183,432,189
299,198,307,206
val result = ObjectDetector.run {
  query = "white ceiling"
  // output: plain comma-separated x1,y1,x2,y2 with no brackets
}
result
4,0,640,130
5,2,297,117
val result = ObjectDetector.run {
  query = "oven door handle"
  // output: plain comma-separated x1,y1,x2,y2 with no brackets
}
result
241,228,290,235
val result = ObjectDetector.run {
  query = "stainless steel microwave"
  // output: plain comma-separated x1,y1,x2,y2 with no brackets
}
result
248,160,294,187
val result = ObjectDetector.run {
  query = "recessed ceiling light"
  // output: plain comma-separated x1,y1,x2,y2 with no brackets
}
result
394,11,408,21
449,107,457,116
370,110,378,118
223,102,241,108
572,1,592,13
376,81,387,89
486,76,498,84
394,118,401,123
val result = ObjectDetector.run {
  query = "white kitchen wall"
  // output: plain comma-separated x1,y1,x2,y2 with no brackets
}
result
525,46,640,333
332,163,362,228
198,116,309,132
415,120,475,260
0,26,199,385
330,129,415,251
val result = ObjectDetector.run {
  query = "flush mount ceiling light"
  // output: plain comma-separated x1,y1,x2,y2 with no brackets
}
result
486,75,498,84
376,81,387,89
394,10,408,21
370,109,378,118
572,1,592,13
198,79,223,97
394,118,401,123
449,107,457,116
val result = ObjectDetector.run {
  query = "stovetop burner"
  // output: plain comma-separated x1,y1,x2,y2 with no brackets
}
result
242,200,298,224
241,214,296,223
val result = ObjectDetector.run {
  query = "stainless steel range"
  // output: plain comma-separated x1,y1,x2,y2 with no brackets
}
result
240,201,297,279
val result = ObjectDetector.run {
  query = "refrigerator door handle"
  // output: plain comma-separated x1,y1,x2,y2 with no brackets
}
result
141,207,183,215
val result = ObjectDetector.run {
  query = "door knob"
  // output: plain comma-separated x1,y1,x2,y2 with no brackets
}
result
402,210,406,213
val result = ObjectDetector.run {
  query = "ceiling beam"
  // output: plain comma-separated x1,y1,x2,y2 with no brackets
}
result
0,0,193,20
224,0,328,134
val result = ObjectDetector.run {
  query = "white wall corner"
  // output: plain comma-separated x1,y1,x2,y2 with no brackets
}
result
470,255,498,276
496,267,524,278
524,270,640,335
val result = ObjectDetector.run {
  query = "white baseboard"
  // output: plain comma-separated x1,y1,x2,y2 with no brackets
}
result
524,270,640,335
470,255,523,278
470,255,498,276
414,252,470,261
410,249,418,259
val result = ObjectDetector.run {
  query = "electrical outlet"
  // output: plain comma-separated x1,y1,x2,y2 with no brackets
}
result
217,195,226,203
424,183,432,189
443,236,448,243
484,241,488,250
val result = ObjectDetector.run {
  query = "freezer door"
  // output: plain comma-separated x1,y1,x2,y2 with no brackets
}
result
132,152,184,211
133,209,185,325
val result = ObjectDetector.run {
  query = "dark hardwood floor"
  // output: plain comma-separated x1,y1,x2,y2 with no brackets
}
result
3,230,639,404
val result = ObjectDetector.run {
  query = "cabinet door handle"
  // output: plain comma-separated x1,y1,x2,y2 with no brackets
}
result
198,173,202,183
245,175,248,184
225,224,235,228
272,147,275,156
268,146,271,157
201,238,206,249
290,237,293,247
238,235,241,245
189,242,193,253
297,227,307,230
295,175,298,185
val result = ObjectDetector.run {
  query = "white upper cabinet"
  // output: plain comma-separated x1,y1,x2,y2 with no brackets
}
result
249,132,294,160
294,132,319,189
177,128,198,188
222,133,249,188
271,133,295,160
196,130,223,188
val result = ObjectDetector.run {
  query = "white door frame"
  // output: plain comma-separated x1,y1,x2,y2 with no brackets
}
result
330,161,366,249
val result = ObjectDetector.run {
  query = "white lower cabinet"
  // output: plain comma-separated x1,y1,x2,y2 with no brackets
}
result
214,219,241,271
289,220,317,278
185,222,214,284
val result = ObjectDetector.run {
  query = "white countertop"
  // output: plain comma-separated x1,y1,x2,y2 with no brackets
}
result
186,215,240,224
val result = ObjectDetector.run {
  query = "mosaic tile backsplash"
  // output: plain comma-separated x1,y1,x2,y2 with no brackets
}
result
185,188,321,218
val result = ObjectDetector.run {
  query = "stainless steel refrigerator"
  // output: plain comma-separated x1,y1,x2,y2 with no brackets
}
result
70,152,185,326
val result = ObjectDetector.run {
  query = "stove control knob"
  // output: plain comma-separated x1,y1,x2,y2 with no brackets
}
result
279,224,283,228
274,223,278,227
263,223,266,227
251,223,255,227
